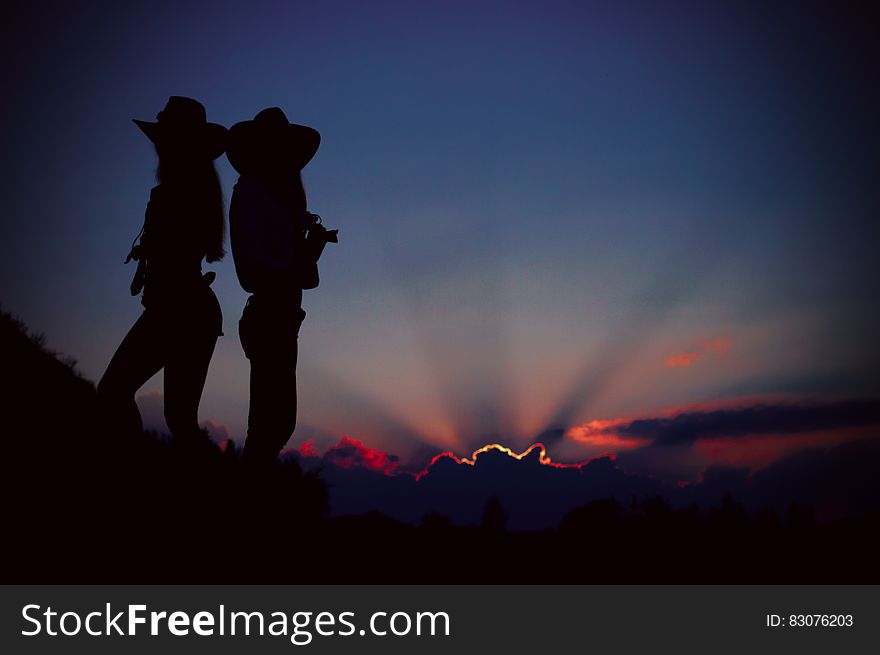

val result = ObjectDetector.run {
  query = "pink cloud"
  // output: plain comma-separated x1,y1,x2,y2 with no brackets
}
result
321,436,401,475
297,439,320,458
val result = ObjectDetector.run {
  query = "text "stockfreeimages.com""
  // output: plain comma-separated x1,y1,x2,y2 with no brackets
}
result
22,604,451,645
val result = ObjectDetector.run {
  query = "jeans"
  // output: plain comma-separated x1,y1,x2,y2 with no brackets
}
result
98,287,222,445
239,295,306,464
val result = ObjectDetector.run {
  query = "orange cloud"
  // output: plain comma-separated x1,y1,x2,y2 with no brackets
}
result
416,442,616,479
664,335,731,368
563,394,880,475
565,418,651,449
665,351,701,368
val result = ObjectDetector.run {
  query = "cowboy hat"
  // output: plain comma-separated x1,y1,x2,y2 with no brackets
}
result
226,107,320,175
133,96,227,160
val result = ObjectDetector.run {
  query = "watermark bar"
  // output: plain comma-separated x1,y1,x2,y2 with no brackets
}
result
2,585,877,654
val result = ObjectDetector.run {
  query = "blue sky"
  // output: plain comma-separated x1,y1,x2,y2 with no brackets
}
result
2,0,877,468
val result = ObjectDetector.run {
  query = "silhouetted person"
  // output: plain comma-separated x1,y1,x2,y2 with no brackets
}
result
227,107,336,466
97,96,227,451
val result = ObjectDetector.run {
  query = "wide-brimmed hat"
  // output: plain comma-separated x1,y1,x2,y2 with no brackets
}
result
226,107,320,175
133,96,227,160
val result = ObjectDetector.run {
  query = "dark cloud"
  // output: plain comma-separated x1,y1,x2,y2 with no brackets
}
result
743,437,880,520
677,438,880,521
617,398,880,446
294,429,880,530
293,439,660,530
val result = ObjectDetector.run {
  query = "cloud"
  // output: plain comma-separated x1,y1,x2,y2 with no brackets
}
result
617,397,880,446
293,440,655,530
289,431,880,529
664,335,731,368
301,436,401,475
562,396,880,480
298,437,613,479
296,439,320,458
664,351,701,368
566,397,880,451
297,396,880,492
685,437,880,520
565,419,650,449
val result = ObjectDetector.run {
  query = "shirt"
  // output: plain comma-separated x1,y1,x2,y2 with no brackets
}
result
230,175,309,300
140,184,209,307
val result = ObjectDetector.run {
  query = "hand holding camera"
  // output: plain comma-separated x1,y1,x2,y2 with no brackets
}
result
304,212,338,244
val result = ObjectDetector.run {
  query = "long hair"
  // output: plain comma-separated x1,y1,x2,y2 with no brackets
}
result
157,149,226,262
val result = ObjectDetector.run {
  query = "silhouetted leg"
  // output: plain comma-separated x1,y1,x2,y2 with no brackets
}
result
97,311,165,443
243,346,297,464
164,289,223,450
240,300,302,466
164,329,218,446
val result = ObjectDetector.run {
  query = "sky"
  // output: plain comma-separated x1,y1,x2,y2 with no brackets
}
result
2,0,878,478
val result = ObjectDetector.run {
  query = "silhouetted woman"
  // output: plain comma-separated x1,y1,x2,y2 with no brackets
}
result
226,107,336,466
97,96,227,450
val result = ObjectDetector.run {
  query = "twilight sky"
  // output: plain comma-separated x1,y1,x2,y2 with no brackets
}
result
2,0,878,475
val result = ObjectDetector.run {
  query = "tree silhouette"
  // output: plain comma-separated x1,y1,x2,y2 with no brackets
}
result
480,496,508,533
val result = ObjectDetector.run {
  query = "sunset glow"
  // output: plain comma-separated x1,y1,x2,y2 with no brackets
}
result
417,442,614,479
281,393,880,487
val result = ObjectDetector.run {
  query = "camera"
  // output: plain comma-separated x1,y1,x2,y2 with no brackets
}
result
304,212,338,244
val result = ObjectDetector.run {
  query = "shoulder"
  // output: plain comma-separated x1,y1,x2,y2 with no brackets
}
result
230,176,266,227
146,185,162,205
233,176,270,213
